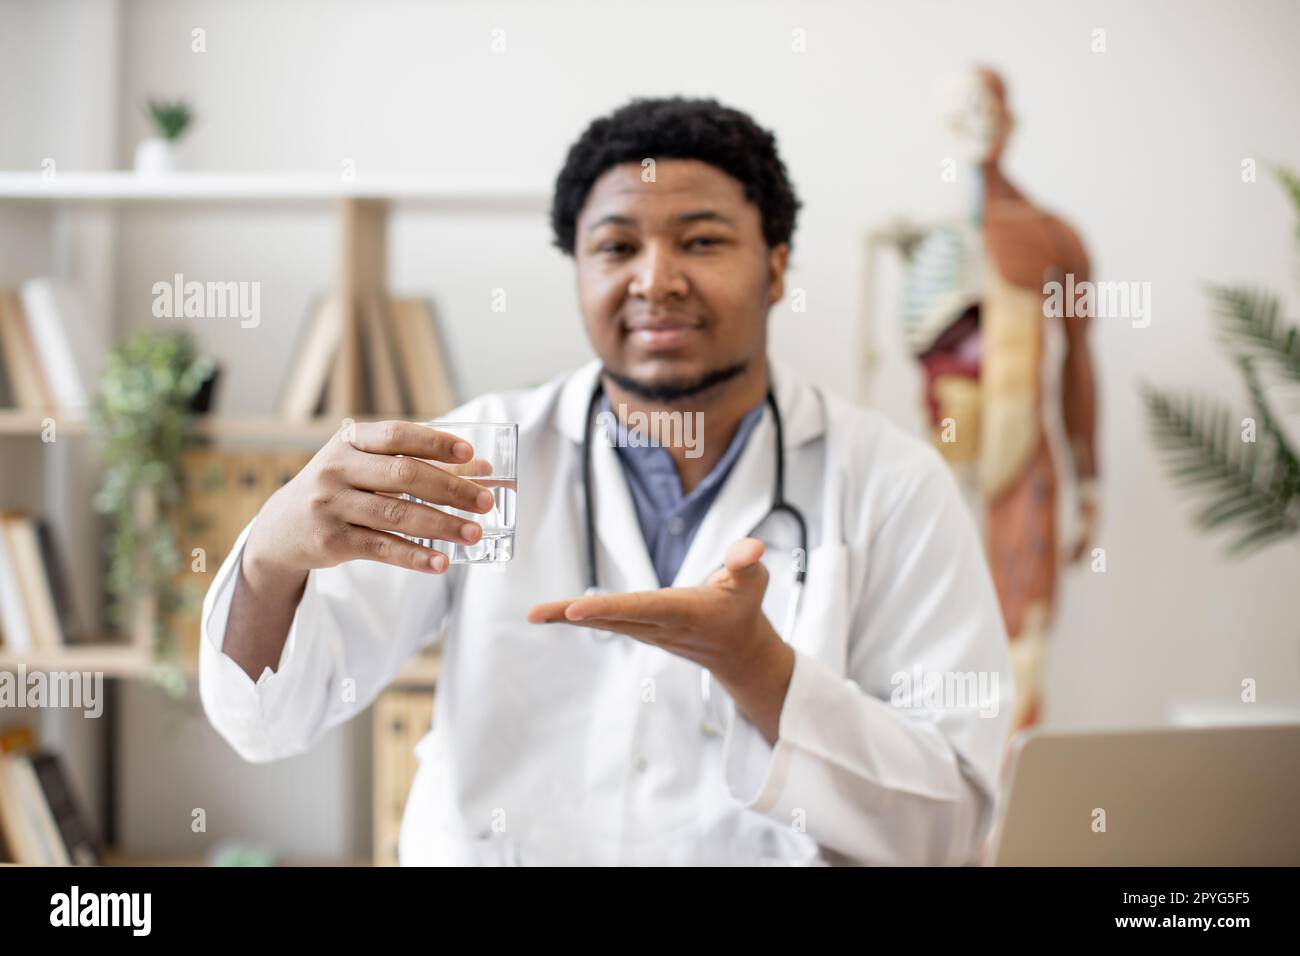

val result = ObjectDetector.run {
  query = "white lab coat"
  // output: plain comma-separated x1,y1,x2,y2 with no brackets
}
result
199,359,1014,865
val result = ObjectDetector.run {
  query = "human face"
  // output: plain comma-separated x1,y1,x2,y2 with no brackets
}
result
573,158,788,402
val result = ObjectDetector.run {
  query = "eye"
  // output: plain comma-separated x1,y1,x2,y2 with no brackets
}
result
686,236,724,251
599,241,635,257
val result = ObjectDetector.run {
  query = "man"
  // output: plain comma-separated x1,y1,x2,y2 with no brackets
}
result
201,97,1013,865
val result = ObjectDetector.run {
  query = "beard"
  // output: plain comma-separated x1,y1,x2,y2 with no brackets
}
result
601,361,748,403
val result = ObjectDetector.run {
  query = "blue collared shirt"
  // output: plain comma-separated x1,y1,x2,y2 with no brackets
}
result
603,395,765,587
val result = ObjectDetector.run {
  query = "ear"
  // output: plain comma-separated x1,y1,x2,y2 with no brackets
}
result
766,243,790,304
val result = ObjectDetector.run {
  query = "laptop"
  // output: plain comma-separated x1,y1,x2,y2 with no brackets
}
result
989,723,1300,865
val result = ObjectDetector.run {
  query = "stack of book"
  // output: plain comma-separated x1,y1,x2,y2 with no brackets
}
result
0,727,99,865
0,512,83,654
278,295,457,420
0,279,99,417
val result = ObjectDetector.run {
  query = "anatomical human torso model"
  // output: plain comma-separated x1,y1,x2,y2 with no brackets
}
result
871,67,1099,735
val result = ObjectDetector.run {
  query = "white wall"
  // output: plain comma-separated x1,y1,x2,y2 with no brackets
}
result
114,0,1300,721
6,0,1298,856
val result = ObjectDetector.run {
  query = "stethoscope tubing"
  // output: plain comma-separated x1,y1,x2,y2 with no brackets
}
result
583,379,808,591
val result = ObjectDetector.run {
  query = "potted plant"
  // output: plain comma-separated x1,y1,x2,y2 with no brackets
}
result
1143,168,1300,555
91,330,216,682
135,99,193,175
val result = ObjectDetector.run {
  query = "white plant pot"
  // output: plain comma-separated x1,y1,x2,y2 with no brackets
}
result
134,138,177,175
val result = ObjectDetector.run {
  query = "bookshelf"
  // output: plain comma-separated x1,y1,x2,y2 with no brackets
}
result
0,642,442,689
0,171,546,411
0,171,545,864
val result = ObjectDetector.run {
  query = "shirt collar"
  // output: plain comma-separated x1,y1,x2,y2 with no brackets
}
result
604,394,766,505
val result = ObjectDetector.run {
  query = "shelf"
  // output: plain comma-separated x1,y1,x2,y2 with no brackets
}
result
0,644,441,688
0,171,549,211
98,847,370,867
0,644,152,677
0,410,87,436
0,411,399,443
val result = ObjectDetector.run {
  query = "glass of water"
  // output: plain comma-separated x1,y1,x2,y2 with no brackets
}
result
401,421,517,564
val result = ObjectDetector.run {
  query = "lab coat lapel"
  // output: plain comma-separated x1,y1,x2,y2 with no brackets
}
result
558,360,659,591
669,365,825,589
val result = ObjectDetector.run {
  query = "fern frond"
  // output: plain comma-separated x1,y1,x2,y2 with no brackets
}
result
1276,166,1300,278
1141,384,1300,556
1208,284,1300,385
1239,357,1300,470
1279,166,1300,227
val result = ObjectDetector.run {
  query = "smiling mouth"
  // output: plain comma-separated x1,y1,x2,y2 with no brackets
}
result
623,315,703,350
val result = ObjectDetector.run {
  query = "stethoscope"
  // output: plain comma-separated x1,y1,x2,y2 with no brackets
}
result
581,377,809,736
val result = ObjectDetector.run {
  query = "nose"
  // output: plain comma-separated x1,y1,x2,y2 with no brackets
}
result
627,241,689,302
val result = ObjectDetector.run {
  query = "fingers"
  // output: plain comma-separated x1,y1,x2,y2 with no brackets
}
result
557,618,661,642
345,450,495,514
560,591,658,624
347,420,475,465
526,595,671,626
563,590,694,627
719,537,768,590
526,600,575,624
526,601,660,641
333,526,449,574
724,537,765,572
332,489,483,546
440,458,495,478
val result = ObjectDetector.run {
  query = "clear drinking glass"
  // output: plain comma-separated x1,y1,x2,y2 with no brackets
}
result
401,421,517,564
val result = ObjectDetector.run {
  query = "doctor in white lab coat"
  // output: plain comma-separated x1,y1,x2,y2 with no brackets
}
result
199,97,1013,866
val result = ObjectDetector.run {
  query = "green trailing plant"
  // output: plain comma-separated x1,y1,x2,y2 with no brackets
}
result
145,99,193,142
91,331,214,668
1142,168,1300,556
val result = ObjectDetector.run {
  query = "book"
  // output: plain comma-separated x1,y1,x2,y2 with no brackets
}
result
19,279,89,415
34,519,84,645
361,293,406,414
7,515,64,650
388,299,423,414
377,296,414,413
278,294,342,420
0,754,42,864
0,340,13,408
31,752,98,866
0,289,53,411
12,754,68,864
1,513,64,651
392,298,456,419
0,514,33,652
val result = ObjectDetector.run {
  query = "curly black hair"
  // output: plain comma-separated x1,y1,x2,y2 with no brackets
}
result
550,97,801,255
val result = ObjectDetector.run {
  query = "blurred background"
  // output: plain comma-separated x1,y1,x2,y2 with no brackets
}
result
0,0,1296,865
